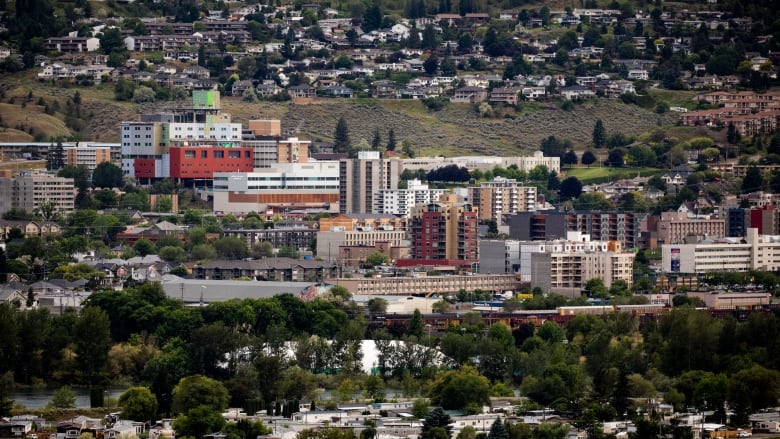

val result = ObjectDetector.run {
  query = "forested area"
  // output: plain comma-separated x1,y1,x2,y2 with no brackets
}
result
2,283,780,432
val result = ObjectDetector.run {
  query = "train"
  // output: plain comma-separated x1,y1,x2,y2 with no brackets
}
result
372,303,780,332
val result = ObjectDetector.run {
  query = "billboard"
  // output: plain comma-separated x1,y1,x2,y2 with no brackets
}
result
670,248,680,272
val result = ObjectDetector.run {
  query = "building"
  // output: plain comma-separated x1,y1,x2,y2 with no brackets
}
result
643,211,725,246
211,162,340,214
402,194,479,268
399,152,560,174
317,227,409,264
330,273,521,296
194,258,338,282
525,232,634,295
479,239,521,274
509,210,643,249
0,171,75,217
468,177,537,225
63,144,115,176
223,223,318,252
373,179,447,217
46,36,100,52
661,228,780,274
121,90,244,181
339,151,401,214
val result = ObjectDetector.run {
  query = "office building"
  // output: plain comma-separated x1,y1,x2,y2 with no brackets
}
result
211,162,340,213
661,228,780,274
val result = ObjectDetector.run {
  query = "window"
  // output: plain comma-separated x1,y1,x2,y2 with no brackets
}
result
213,150,224,158
228,150,241,159
201,150,208,158
184,151,195,159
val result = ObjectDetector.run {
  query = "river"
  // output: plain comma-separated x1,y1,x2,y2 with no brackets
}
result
7,388,126,410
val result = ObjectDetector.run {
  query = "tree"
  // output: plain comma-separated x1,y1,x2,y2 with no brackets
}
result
592,119,606,148
558,177,583,201
48,140,65,171
49,386,77,409
174,405,226,439
334,117,351,154
408,309,424,338
371,129,382,150
91,162,123,188
119,387,158,422
213,236,248,260
742,166,764,193
74,307,111,382
488,418,508,439
606,149,625,167
581,151,597,166
423,54,439,75
367,298,388,316
562,150,578,166
172,375,230,414
412,398,430,419
421,408,453,439
386,129,397,151
134,238,156,257
429,365,490,411
540,136,570,159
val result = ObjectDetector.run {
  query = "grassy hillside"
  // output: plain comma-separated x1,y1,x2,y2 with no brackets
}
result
0,76,685,154
564,166,667,184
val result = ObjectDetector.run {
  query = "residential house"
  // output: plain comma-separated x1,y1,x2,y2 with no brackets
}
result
194,258,338,282
489,87,521,106
287,83,317,99
560,85,596,100
451,86,487,103
323,85,355,98
116,221,187,245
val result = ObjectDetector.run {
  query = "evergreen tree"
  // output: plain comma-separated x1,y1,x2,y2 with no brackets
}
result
334,117,351,154
387,129,397,151
592,119,606,148
0,247,6,284
408,309,424,338
421,408,453,439
371,129,382,150
742,166,764,193
198,44,206,67
47,140,65,171
487,418,508,439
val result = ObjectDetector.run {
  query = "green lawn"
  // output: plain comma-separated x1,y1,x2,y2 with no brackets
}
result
564,166,667,184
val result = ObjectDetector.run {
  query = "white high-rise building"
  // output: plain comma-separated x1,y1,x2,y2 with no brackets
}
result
374,179,448,216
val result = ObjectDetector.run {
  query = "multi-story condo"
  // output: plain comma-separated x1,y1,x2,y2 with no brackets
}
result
661,228,780,273
339,151,401,214
481,231,634,296
63,144,115,176
0,171,75,217
401,194,479,269
642,211,725,246
374,179,447,216
211,162,340,213
509,210,644,249
468,177,537,225
223,223,319,252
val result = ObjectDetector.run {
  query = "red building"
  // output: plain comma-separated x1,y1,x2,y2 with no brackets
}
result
169,146,254,179
402,195,479,269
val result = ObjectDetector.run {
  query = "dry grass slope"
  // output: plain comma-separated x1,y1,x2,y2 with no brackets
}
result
0,77,682,153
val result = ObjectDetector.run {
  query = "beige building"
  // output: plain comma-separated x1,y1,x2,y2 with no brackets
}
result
339,151,401,214
331,273,521,296
0,171,75,217
64,144,113,175
316,228,409,263
468,177,537,225
661,228,780,273
653,211,726,245
247,119,282,137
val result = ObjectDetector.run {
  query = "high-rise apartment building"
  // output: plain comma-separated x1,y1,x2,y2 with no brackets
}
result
339,151,401,214
468,177,537,225
401,194,479,268
374,179,447,216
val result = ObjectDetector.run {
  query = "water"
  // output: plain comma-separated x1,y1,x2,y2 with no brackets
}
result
8,388,125,410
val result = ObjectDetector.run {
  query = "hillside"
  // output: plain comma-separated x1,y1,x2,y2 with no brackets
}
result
0,77,682,155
